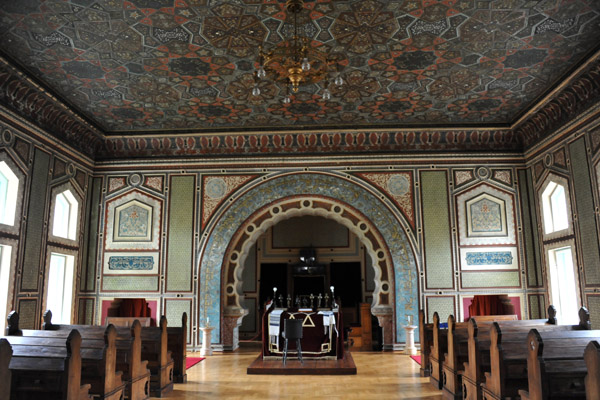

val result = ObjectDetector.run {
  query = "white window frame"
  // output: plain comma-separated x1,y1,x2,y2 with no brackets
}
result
0,244,12,334
45,252,75,325
545,240,581,325
51,188,79,241
0,161,19,226
539,175,573,240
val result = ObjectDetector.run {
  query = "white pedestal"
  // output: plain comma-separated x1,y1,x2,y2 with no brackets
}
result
200,327,214,356
403,325,418,355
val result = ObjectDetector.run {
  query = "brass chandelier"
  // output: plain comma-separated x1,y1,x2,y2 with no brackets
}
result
252,0,345,102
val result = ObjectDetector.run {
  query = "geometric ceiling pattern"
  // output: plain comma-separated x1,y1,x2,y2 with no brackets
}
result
1,0,599,136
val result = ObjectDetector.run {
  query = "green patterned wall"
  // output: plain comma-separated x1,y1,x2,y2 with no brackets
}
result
102,276,158,291
528,294,545,319
587,295,600,330
165,299,192,343
461,271,520,288
519,169,542,287
21,149,50,291
166,175,195,292
421,171,453,289
78,298,94,324
426,296,454,323
569,138,600,286
17,299,37,329
82,177,102,292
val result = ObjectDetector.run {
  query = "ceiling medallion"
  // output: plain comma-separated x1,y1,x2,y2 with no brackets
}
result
253,0,345,103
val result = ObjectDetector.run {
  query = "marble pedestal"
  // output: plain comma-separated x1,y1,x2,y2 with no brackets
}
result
200,326,215,356
403,325,418,355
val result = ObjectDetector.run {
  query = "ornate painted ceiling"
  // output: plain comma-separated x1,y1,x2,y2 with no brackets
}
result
0,0,599,137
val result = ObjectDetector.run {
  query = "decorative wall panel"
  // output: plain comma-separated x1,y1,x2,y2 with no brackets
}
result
459,247,518,271
457,183,516,246
461,271,520,288
586,294,600,330
16,299,37,329
426,296,455,324
165,299,192,344
103,252,159,275
105,191,162,251
82,177,102,292
421,171,453,289
528,294,545,320
355,172,415,228
21,149,50,291
101,276,159,292
453,169,475,189
77,298,94,325
166,175,195,292
570,138,600,286
201,175,257,229
518,169,543,288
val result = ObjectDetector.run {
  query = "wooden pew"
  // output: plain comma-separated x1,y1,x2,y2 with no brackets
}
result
419,309,433,377
40,311,152,400
167,312,187,383
461,306,566,400
9,321,125,400
480,311,592,400
0,338,12,400
5,328,92,400
461,306,570,400
138,316,174,397
429,312,447,389
585,340,600,400
442,314,519,400
518,328,600,400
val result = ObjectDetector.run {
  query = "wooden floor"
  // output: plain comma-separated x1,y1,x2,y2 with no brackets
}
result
162,344,443,399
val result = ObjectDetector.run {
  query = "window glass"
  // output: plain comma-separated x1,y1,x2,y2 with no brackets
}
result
46,253,74,324
547,246,579,325
550,185,568,232
542,181,570,235
0,162,19,226
0,245,12,334
52,190,78,240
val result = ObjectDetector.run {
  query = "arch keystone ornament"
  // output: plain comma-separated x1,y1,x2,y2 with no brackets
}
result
198,172,418,351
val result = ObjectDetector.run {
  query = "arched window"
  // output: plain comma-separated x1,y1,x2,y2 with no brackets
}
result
0,161,19,226
541,181,569,234
52,190,78,240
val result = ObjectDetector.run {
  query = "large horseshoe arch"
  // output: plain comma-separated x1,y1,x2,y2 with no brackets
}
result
198,172,418,350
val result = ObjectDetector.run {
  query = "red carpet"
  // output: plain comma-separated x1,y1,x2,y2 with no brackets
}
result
410,355,421,365
186,357,205,369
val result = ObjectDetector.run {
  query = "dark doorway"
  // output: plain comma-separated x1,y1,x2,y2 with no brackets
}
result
293,275,325,297
329,262,362,307
259,263,287,308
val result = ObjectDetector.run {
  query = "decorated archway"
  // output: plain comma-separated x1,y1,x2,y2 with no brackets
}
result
198,172,418,350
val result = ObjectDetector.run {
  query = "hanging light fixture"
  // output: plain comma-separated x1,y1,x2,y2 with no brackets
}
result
253,0,345,100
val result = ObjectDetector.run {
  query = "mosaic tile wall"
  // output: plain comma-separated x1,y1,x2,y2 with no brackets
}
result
21,149,50,292
0,116,93,330
82,177,102,293
421,171,453,289
570,138,600,286
426,296,455,324
166,176,195,293
165,299,192,344
518,169,543,288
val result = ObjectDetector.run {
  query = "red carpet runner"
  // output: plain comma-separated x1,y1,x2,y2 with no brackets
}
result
186,357,205,369
410,355,421,365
